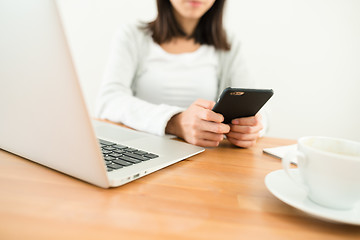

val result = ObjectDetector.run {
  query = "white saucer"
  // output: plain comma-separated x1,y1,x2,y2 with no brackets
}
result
265,169,360,225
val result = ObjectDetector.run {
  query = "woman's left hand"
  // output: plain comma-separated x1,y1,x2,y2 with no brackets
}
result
225,113,263,148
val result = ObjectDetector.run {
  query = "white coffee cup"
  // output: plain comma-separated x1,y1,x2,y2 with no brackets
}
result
282,136,360,210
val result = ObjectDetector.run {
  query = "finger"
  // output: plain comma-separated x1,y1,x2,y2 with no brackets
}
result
194,99,216,110
195,131,225,142
198,108,225,123
192,99,224,123
190,138,221,147
231,114,262,126
227,137,257,148
226,131,259,141
229,124,263,134
199,120,230,134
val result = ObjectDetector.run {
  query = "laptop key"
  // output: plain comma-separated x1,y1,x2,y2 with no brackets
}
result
103,146,117,151
133,150,148,155
113,159,133,166
125,148,137,152
119,156,141,164
107,163,123,169
98,139,116,146
144,153,159,159
105,156,116,161
123,152,150,161
114,144,128,150
112,149,126,154
102,150,113,155
109,153,122,158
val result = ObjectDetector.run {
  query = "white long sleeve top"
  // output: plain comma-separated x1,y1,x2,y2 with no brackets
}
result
95,22,258,136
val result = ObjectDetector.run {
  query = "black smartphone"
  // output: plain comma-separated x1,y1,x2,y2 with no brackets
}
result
212,87,274,124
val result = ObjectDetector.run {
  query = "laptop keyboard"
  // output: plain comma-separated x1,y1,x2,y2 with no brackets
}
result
98,139,159,172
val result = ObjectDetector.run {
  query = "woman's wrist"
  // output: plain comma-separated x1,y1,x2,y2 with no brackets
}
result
165,113,182,137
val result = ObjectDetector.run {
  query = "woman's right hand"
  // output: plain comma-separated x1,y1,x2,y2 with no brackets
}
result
165,99,230,147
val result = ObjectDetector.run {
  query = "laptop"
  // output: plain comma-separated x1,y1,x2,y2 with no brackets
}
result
0,0,204,188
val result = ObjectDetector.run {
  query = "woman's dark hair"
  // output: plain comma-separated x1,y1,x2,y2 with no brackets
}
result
143,0,230,51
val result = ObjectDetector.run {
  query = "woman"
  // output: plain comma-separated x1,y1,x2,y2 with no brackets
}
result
96,0,265,148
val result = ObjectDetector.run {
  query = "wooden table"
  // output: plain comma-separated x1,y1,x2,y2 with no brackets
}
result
1,137,359,240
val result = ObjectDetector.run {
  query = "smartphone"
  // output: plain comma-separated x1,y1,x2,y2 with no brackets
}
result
212,87,274,124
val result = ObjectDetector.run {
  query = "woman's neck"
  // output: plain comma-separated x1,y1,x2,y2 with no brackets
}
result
173,9,199,36
179,18,198,36
159,8,202,54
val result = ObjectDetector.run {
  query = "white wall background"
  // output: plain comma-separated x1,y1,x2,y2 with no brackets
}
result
57,0,360,141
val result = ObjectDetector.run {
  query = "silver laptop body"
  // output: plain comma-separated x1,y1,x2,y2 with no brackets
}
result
0,0,204,188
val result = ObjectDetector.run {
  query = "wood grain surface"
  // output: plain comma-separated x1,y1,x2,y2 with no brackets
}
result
1,137,359,240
